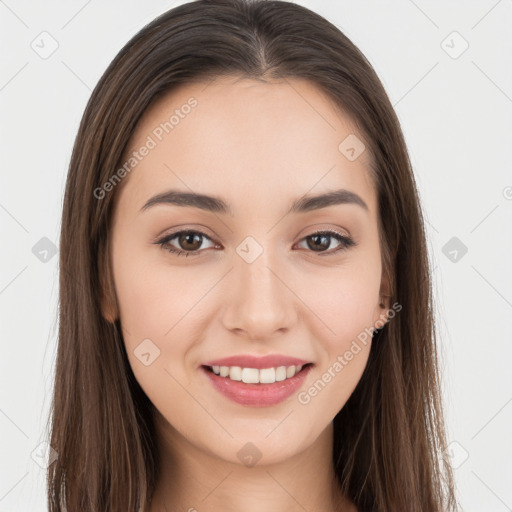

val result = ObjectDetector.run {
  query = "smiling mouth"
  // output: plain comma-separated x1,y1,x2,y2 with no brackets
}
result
202,362,313,384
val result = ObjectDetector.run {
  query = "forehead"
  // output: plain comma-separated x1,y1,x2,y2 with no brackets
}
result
117,75,376,216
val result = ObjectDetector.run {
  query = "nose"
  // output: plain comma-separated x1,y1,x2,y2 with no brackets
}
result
221,248,298,340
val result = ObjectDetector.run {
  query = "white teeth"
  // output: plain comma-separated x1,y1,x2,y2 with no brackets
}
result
259,367,275,384
275,366,287,381
242,367,259,383
210,364,307,383
229,366,242,381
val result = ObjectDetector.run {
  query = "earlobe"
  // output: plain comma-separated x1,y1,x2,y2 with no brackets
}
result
99,239,119,324
372,295,390,335
379,293,391,310
100,271,119,323
373,272,392,329
379,269,392,311
101,291,118,324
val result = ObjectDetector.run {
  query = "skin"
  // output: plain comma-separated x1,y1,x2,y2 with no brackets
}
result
105,75,390,512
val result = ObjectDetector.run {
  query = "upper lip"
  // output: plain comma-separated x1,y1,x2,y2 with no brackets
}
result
202,354,312,369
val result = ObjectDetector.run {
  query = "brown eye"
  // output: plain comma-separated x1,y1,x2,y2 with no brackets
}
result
297,231,355,255
177,232,203,251
306,233,331,252
155,229,355,258
155,230,217,257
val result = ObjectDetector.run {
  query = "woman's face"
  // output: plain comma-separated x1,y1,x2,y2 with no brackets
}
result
106,75,388,465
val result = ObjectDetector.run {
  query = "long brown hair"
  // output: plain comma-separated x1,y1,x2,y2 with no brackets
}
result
48,0,458,510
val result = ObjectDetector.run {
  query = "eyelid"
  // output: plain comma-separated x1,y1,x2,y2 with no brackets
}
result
154,228,219,255
154,224,217,241
296,225,350,241
154,226,356,257
294,229,355,255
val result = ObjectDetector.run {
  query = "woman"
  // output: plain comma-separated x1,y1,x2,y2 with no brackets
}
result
48,0,458,510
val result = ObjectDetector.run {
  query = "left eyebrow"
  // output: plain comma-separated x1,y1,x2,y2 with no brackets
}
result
140,188,369,216
288,189,369,214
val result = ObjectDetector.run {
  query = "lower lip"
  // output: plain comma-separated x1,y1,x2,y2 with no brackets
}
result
201,364,313,407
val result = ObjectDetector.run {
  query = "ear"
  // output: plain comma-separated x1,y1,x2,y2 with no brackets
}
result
379,269,392,310
99,237,119,324
372,268,392,328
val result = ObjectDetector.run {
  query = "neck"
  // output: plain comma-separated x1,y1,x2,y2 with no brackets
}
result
149,411,353,512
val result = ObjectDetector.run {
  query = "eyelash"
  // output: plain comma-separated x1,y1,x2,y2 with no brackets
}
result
154,229,356,257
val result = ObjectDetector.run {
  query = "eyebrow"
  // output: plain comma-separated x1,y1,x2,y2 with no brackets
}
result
140,188,369,216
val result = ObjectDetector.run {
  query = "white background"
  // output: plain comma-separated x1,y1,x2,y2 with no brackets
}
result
1,1,511,510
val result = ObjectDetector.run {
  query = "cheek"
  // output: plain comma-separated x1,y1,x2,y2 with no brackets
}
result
297,341,371,420
296,259,381,344
292,261,379,412
111,240,216,384
295,272,377,415
111,227,203,334
112,253,200,408
110,236,179,375
113,260,168,337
